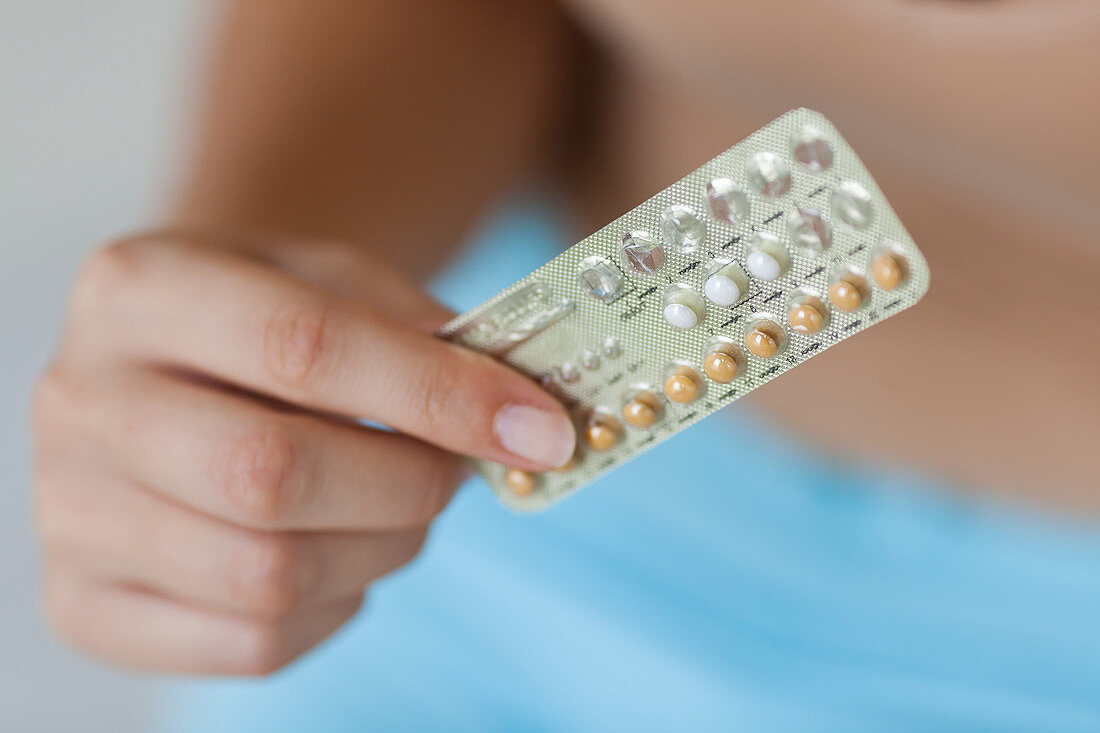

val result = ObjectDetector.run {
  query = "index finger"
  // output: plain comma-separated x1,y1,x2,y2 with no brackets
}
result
72,236,576,470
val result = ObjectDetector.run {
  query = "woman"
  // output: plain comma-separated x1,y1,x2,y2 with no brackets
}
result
32,1,1100,729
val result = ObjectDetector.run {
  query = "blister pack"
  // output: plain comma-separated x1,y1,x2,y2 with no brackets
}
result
440,109,930,512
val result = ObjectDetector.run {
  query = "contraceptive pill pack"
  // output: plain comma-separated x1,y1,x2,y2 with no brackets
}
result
440,109,930,512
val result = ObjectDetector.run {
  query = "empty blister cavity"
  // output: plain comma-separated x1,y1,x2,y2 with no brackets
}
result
621,230,665,276
744,232,790,281
705,178,749,226
791,125,833,172
746,152,792,197
832,180,874,229
744,315,787,359
437,108,931,511
786,289,829,335
663,363,704,404
621,386,664,428
660,205,706,254
557,361,581,383
703,259,748,307
577,255,624,301
662,284,706,329
788,206,831,255
601,336,622,359
702,336,745,384
580,349,600,370
827,267,871,312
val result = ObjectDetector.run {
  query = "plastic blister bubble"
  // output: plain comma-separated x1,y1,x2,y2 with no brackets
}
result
439,109,930,512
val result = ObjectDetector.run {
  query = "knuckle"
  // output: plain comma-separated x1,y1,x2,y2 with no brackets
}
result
41,571,84,649
405,357,465,436
215,424,303,526
71,237,151,311
262,301,342,392
33,479,98,567
232,622,291,676
31,479,68,547
229,533,311,618
30,367,74,436
31,367,101,452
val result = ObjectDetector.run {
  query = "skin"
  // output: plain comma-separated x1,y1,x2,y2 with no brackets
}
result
564,0,1100,505
32,0,1099,675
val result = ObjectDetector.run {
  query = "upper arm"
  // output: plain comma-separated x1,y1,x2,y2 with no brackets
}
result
176,0,585,276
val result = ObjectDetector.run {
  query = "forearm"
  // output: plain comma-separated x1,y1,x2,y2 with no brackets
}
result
173,0,582,277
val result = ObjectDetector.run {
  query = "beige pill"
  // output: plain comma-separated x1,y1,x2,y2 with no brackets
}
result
828,280,863,312
504,468,536,496
871,253,905,290
663,368,701,404
788,303,825,334
585,420,621,452
622,393,661,428
703,351,739,383
745,328,779,359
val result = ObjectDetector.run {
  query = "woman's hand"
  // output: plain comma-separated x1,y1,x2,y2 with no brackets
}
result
31,232,574,675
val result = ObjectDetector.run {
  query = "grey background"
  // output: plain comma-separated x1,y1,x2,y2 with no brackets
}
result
1,2,212,730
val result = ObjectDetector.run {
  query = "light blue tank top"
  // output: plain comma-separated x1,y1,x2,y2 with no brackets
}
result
156,202,1100,732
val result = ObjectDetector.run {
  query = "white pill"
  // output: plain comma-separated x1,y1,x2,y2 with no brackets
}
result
663,302,699,329
704,274,742,306
746,251,782,280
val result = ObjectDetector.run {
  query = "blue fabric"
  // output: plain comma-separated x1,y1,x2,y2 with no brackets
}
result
156,202,1100,732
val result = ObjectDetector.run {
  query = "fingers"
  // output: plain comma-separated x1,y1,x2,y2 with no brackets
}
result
36,366,463,529
43,568,362,675
38,231,527,675
68,235,574,470
37,470,426,619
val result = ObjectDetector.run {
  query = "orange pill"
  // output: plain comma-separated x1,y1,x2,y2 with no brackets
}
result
663,368,701,403
871,253,905,290
745,328,779,359
828,280,863,312
622,393,661,428
788,303,825,334
585,420,621,452
504,468,536,496
703,351,739,383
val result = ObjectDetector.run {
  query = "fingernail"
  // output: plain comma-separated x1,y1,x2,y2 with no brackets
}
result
493,404,576,468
